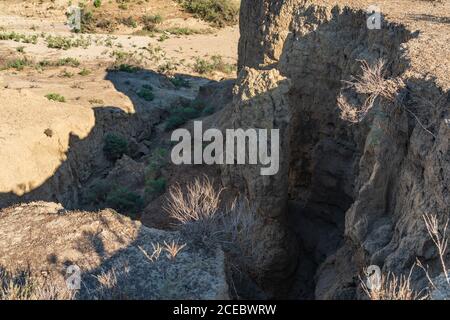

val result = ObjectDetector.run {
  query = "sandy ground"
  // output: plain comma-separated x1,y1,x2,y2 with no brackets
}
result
0,1,239,112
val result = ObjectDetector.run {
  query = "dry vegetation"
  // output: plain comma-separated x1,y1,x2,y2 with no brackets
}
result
164,177,259,274
0,268,74,300
338,59,437,138
362,213,450,300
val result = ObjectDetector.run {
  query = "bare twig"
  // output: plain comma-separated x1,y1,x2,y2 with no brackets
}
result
422,213,449,284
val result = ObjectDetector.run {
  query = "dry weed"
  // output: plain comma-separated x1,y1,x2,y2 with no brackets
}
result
163,240,187,260
360,267,426,300
338,59,403,123
0,269,74,300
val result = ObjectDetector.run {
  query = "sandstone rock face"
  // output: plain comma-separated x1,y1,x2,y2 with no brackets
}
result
226,0,450,298
0,89,156,210
0,202,229,299
220,67,297,295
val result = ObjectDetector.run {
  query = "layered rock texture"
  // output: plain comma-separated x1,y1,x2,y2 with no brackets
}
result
222,0,449,299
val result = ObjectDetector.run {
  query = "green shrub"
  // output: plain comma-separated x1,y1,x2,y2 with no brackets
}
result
0,32,38,44
106,188,144,217
165,115,185,131
193,55,235,74
145,148,168,179
103,133,128,161
164,27,211,36
86,180,111,204
165,105,201,131
141,14,163,31
170,76,191,89
202,105,215,115
78,68,91,76
137,86,154,101
3,58,31,71
45,35,91,50
45,93,66,103
94,0,102,8
59,70,74,78
115,64,140,73
145,178,167,196
176,0,239,27
119,16,138,28
56,57,80,67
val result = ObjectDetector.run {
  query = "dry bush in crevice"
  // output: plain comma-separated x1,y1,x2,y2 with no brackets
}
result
416,213,450,294
0,268,75,300
338,59,436,138
163,176,259,276
338,59,404,123
360,267,427,300
362,213,450,300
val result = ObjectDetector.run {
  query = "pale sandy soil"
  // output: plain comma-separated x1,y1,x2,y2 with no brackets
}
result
0,1,239,111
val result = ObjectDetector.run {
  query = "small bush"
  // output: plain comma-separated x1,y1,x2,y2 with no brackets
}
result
145,178,167,196
176,0,239,27
170,76,191,89
103,133,128,161
141,14,163,31
193,55,235,74
45,93,66,103
165,115,185,131
118,16,137,28
106,188,144,217
137,86,155,101
94,0,102,8
59,69,74,78
56,57,80,67
45,35,91,50
116,64,140,73
164,27,211,36
165,105,201,131
86,180,111,204
0,32,38,44
202,105,215,115
3,58,31,71
78,68,91,76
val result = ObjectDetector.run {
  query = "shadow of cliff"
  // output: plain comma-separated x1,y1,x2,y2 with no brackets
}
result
0,69,218,215
408,13,450,25
270,5,448,300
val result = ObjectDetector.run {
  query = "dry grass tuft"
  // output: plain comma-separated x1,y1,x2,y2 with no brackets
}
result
164,176,259,276
416,213,450,290
163,240,187,260
360,267,426,300
338,59,404,123
0,268,75,300
164,176,223,225
138,242,163,263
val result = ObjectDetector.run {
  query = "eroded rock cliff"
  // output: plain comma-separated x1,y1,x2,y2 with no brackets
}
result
223,0,450,299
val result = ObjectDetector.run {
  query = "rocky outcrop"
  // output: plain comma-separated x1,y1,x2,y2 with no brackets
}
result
225,0,450,299
0,202,229,299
